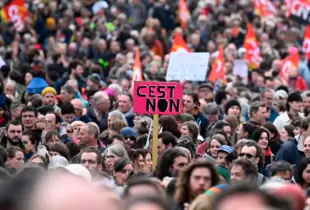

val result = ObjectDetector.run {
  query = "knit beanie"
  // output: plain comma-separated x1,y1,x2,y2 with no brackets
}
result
42,87,57,96
224,99,241,115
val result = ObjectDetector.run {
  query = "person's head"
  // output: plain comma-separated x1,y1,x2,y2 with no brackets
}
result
261,89,275,107
175,160,219,204
108,120,127,136
156,131,177,156
108,110,127,127
104,144,128,173
71,121,85,139
41,87,57,106
250,127,270,150
213,184,292,210
159,116,181,138
238,141,262,166
203,103,219,125
10,102,24,120
183,91,200,114
294,157,310,188
21,106,37,129
92,91,110,113
249,102,267,124
44,130,62,148
155,148,188,180
78,124,99,147
217,145,233,168
7,146,24,169
120,127,137,150
207,134,227,159
5,120,23,146
262,122,280,140
61,122,73,137
125,195,170,210
22,130,41,154
26,94,43,108
117,91,133,114
212,121,232,141
69,60,84,79
79,147,102,175
198,83,214,102
287,91,303,113
224,100,241,117
237,122,256,140
230,159,258,184
269,160,292,181
291,117,303,136
30,154,49,169
49,142,70,160
4,79,16,96
61,103,75,123
177,136,196,160
106,134,125,147
45,112,61,131
304,136,310,158
123,177,166,198
71,99,84,118
181,122,199,144
130,149,147,173
280,124,295,142
215,90,228,106
113,157,134,186
60,85,76,103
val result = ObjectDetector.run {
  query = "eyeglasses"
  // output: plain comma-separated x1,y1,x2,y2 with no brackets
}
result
239,153,255,159
124,136,136,141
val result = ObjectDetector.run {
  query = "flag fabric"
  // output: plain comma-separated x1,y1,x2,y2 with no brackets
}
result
178,0,190,31
255,0,277,17
303,26,310,59
132,48,143,88
280,53,299,79
2,0,28,31
208,47,226,84
243,24,262,69
170,32,191,53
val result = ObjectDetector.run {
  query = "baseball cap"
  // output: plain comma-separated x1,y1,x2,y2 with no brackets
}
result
218,145,233,154
276,90,288,99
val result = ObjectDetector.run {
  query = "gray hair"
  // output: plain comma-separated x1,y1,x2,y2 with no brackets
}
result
5,79,16,87
108,110,127,124
104,144,128,158
108,83,122,94
92,91,108,105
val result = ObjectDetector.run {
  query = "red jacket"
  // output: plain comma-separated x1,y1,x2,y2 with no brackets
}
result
288,76,307,91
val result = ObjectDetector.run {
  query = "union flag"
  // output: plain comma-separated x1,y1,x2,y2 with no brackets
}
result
243,24,262,70
208,47,226,84
170,31,190,53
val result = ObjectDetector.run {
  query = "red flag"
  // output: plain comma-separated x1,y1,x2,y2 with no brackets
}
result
255,0,277,17
3,0,28,31
280,53,299,79
170,32,190,53
132,48,143,88
179,0,190,30
243,24,262,69
303,26,310,59
208,47,226,84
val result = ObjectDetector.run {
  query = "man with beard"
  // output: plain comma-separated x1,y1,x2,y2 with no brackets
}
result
174,160,220,209
0,120,23,149
54,60,86,93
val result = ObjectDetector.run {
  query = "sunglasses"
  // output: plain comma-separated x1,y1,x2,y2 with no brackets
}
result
239,153,255,159
124,136,136,141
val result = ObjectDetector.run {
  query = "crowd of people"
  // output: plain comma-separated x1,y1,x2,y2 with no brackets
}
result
1,0,310,209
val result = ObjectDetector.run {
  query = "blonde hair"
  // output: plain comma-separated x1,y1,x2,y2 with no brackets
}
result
189,194,215,210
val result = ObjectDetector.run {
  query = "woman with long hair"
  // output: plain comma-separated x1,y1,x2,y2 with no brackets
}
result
159,115,181,138
262,122,282,155
251,127,272,169
294,157,310,190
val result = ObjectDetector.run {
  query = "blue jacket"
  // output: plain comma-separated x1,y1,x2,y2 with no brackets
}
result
269,107,279,122
275,138,302,165
299,63,310,88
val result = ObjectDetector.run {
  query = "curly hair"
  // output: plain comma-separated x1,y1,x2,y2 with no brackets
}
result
174,159,219,204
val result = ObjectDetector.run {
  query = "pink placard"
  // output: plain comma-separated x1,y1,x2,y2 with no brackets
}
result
133,81,183,115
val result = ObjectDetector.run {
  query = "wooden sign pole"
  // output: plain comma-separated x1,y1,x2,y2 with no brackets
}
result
152,114,159,170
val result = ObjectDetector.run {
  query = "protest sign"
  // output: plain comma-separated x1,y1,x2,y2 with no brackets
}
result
290,0,310,25
233,60,248,78
133,81,183,115
166,52,210,81
133,81,183,168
